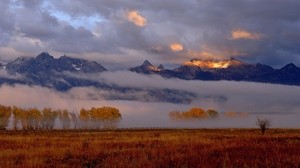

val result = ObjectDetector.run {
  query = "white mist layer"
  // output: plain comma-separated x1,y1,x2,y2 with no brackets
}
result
0,71,300,128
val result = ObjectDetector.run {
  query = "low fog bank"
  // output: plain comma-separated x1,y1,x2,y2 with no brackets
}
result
0,71,300,128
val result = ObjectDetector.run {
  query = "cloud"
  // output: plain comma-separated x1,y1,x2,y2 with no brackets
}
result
126,10,147,27
231,29,263,40
170,43,183,52
63,71,300,115
1,0,300,68
0,70,24,80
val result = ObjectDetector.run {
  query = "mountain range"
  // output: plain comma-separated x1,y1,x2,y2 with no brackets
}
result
130,58,300,86
0,52,196,104
0,52,300,103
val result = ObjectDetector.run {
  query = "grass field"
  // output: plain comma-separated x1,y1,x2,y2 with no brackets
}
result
0,129,299,168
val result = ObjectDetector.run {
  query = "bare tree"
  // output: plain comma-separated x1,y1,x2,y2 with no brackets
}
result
256,118,271,135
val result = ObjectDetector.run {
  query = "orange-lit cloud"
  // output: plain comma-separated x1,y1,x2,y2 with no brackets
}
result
231,29,262,40
182,45,247,65
127,10,147,27
170,43,184,51
187,50,243,60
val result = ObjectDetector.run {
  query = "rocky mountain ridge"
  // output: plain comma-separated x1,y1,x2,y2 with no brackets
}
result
130,58,300,86
0,52,196,103
2,52,300,88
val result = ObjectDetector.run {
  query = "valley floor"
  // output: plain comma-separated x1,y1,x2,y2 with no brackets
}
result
0,129,299,168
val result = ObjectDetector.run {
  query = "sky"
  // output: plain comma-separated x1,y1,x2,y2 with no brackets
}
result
1,0,300,69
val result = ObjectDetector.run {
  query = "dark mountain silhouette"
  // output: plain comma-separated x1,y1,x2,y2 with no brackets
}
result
1,52,300,103
130,59,300,86
6,52,107,75
2,53,300,88
129,60,164,74
0,52,196,103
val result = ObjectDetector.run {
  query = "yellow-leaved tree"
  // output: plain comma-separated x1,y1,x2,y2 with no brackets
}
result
169,107,213,120
0,105,12,130
58,110,71,129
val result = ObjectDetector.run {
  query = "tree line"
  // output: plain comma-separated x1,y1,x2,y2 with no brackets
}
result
169,107,219,120
0,105,121,130
169,107,250,121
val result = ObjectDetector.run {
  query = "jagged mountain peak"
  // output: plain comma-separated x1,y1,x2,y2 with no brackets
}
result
5,52,107,74
158,64,164,70
229,57,240,61
130,57,300,85
37,52,51,57
14,56,33,62
58,55,107,72
59,55,82,61
142,60,153,67
130,60,163,73
281,63,297,70
35,52,55,63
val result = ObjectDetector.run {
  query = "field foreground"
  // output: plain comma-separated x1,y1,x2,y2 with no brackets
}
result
0,129,299,168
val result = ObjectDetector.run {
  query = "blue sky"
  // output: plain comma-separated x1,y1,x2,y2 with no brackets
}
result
49,9,105,31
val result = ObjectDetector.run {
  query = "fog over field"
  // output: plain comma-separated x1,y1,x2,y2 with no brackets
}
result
1,71,299,128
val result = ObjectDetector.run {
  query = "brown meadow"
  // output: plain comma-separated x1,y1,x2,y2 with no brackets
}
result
0,129,299,168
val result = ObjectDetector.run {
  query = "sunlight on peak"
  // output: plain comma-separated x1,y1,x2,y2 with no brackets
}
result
184,59,237,69
148,65,162,72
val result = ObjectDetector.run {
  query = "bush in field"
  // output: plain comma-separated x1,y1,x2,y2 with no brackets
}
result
0,105,12,130
170,107,219,120
207,109,219,119
224,111,249,118
184,108,208,119
257,118,271,135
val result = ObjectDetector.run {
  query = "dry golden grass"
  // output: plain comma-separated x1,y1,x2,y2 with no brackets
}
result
0,129,299,168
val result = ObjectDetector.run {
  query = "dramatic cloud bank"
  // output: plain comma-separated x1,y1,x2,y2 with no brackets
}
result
0,0,300,68
0,72,299,128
